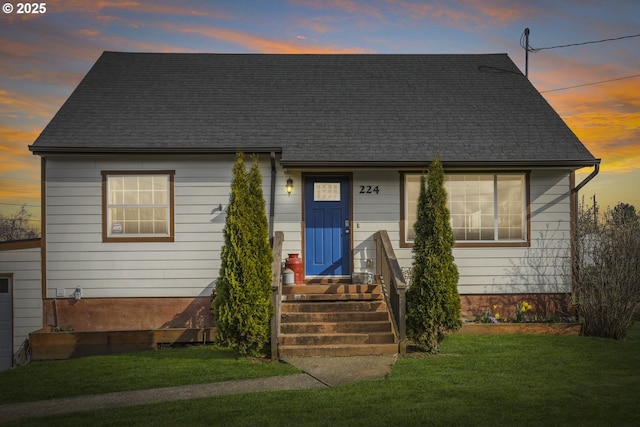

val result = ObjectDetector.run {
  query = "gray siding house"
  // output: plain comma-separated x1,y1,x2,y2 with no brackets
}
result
19,52,599,336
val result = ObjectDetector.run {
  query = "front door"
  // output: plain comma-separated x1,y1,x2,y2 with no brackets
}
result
304,175,351,278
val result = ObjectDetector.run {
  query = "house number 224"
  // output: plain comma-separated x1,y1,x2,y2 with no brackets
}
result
359,185,380,194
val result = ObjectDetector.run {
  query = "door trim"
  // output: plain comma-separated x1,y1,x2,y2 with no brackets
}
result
302,173,353,282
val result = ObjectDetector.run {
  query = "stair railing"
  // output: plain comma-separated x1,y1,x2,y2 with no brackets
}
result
374,230,407,355
270,231,284,361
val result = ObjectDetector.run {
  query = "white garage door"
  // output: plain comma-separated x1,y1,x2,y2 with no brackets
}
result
0,276,11,371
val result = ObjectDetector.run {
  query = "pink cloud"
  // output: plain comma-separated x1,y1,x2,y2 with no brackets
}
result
385,0,539,29
160,23,370,54
47,0,229,19
292,0,386,21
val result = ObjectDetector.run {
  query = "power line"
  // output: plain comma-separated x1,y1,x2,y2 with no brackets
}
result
541,73,640,93
521,31,640,53
0,203,40,207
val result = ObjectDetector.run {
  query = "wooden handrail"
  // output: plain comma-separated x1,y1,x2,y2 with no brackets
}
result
270,231,284,361
374,230,407,355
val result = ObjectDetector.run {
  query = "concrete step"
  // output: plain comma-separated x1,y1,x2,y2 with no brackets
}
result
277,282,397,357
282,284,381,295
282,293,384,302
280,321,392,334
281,300,387,313
279,343,398,358
281,311,391,323
280,332,395,346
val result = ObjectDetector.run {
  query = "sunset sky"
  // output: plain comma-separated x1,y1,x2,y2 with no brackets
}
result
1,0,638,226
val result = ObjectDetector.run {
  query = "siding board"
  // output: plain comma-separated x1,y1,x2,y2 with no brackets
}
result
44,157,575,299
0,246,43,358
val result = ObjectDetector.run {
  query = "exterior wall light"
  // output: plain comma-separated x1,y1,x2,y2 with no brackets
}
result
286,178,294,195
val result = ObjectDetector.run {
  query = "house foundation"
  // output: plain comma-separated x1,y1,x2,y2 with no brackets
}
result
460,293,575,322
43,297,214,331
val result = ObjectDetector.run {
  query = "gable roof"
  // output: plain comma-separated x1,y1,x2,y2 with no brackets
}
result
30,52,598,168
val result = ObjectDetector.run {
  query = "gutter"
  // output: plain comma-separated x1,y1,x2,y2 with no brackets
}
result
572,161,600,229
572,162,600,194
279,159,604,169
28,146,284,156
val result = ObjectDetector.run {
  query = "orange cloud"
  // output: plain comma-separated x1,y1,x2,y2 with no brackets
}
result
160,23,370,54
385,0,538,29
292,0,385,22
296,16,339,35
0,124,40,164
544,79,640,174
0,178,40,200
0,123,40,203
78,28,101,38
0,89,61,121
528,49,639,175
47,0,229,19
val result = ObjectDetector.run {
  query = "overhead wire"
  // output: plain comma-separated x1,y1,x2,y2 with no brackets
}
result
541,74,640,93
521,31,640,52
521,30,640,91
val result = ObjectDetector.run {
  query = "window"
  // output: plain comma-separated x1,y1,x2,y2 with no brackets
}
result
403,172,528,246
102,171,174,242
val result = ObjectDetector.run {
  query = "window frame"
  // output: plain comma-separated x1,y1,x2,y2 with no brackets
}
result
101,170,175,243
400,171,530,248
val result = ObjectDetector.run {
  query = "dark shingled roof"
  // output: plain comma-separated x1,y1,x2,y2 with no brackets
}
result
30,52,598,168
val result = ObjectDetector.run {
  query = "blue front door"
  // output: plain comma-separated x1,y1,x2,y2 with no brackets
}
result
304,175,351,278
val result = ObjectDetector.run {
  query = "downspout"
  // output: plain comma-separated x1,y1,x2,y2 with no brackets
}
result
570,162,600,318
269,152,276,246
573,162,600,195
572,162,600,226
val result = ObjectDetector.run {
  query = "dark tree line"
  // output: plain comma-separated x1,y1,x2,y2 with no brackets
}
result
0,205,39,242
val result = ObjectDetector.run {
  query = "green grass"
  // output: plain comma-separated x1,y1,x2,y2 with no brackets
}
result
2,325,639,426
0,345,299,404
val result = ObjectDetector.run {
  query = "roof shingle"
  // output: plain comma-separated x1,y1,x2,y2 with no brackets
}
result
30,52,598,167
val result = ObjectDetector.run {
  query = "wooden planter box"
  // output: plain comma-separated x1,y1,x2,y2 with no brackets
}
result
29,327,217,361
458,323,582,336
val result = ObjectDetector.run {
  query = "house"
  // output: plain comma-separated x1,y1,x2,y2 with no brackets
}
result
0,239,42,370
7,52,601,359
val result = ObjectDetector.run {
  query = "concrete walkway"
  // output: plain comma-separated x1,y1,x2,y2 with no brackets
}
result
0,355,396,423
282,355,397,386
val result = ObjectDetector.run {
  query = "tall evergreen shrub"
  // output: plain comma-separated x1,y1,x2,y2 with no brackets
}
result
212,153,273,355
406,156,461,353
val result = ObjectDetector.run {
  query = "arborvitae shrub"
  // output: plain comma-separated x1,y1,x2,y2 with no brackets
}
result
406,156,461,353
212,153,273,355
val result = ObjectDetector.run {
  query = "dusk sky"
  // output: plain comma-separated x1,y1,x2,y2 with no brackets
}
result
1,0,638,226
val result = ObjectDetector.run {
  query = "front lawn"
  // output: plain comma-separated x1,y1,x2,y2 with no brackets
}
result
0,345,299,404
1,324,638,426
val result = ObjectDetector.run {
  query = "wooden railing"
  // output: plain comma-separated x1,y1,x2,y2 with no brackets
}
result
374,230,408,355
270,231,284,361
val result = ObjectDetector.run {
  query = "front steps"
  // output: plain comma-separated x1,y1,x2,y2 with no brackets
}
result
278,284,398,357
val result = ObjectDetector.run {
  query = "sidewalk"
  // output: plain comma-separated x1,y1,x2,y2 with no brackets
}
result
0,355,396,423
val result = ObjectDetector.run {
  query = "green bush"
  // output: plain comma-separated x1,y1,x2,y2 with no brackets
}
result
212,153,273,355
406,156,461,353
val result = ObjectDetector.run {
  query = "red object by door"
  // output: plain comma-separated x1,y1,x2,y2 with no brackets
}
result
285,253,303,284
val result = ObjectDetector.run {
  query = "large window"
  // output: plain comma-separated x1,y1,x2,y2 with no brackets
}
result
102,171,174,242
403,172,528,246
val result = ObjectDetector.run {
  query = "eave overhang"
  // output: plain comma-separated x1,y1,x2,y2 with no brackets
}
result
28,145,600,171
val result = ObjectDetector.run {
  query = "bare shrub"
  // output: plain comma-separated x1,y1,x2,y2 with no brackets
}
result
0,205,39,242
575,201,640,339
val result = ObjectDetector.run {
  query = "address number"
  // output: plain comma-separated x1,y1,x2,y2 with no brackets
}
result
359,185,380,194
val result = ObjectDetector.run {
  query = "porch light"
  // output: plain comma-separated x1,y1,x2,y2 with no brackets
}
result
286,178,294,195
